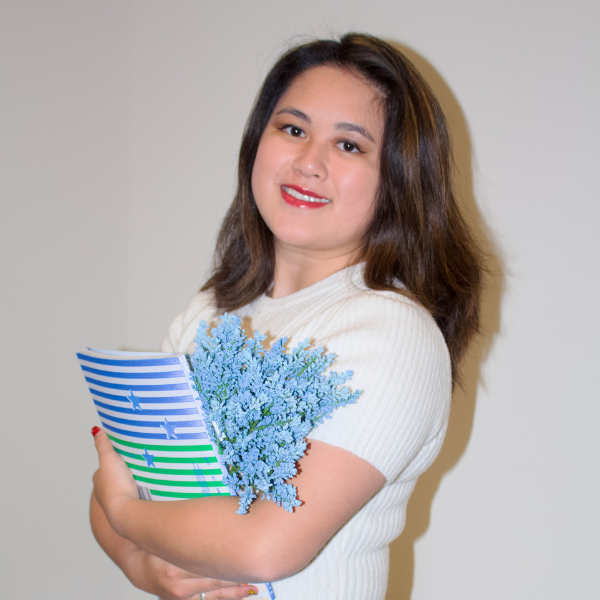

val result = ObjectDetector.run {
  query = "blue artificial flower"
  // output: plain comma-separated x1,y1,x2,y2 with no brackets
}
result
190,314,361,514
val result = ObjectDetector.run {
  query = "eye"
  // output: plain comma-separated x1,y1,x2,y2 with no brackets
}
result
337,140,364,154
280,125,305,138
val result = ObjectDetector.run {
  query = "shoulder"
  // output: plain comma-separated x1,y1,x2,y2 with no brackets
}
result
308,286,452,484
160,290,219,354
325,284,448,371
325,285,450,410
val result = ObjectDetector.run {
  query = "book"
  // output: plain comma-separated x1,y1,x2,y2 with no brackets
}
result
77,348,275,600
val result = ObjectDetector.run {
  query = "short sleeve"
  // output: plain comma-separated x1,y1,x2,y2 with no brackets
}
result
307,292,452,484
161,311,184,353
160,291,218,355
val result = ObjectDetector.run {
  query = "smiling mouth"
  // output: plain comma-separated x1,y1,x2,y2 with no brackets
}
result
281,186,331,204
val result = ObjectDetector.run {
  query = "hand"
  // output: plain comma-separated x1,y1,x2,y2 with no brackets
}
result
91,427,140,531
127,548,259,599
90,428,259,598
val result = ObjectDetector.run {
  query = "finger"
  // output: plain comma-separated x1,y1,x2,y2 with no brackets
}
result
179,578,259,600
92,427,115,459
154,567,242,599
206,584,260,599
157,557,241,584
93,428,126,473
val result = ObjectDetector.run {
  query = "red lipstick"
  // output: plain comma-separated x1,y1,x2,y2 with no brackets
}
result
281,185,331,209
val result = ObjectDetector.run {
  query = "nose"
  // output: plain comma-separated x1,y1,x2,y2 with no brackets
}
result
292,139,328,180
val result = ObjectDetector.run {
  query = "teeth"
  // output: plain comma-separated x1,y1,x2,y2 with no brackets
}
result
283,186,330,203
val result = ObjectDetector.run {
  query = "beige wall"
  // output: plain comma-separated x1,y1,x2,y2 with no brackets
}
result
2,1,598,598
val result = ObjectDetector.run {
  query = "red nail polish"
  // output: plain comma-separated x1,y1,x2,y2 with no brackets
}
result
91,426,100,437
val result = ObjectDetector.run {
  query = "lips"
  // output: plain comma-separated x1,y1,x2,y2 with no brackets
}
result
281,185,331,209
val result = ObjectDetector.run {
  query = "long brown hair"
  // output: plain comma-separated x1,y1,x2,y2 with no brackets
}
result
203,33,483,384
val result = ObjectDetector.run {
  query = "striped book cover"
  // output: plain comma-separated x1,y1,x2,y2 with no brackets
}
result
77,348,276,600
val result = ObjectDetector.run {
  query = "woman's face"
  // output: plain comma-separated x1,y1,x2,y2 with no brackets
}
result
251,66,384,260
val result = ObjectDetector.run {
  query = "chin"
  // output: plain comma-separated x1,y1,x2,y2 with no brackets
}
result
275,235,321,251
267,221,316,246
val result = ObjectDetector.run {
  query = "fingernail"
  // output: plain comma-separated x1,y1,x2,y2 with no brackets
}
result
239,585,258,596
91,426,100,437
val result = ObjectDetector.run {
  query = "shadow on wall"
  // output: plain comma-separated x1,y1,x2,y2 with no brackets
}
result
383,42,505,600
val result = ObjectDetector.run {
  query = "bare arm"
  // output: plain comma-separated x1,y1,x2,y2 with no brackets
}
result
90,486,259,598
92,429,385,583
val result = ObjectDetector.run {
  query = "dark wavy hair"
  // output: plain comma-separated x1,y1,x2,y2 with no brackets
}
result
203,32,483,385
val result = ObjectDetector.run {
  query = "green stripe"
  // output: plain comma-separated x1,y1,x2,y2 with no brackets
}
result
114,448,141,460
133,475,224,487
126,462,223,476
114,447,217,464
108,434,212,452
150,489,226,499
143,455,218,464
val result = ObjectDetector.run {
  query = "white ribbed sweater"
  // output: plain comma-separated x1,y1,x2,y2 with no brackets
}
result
161,263,451,599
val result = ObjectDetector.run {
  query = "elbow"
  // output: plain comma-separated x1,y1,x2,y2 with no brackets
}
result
247,558,289,585
239,525,312,583
242,553,298,584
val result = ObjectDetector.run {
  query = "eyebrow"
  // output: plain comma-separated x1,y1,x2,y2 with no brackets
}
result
275,107,311,122
274,107,375,143
334,121,375,143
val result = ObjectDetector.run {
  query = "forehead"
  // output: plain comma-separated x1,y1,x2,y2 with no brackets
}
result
274,66,384,133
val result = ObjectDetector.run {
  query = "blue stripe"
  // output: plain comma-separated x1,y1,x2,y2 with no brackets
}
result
77,353,182,367
86,377,189,391
81,365,185,379
101,421,208,440
97,410,203,429
89,389,195,404
93,399,200,417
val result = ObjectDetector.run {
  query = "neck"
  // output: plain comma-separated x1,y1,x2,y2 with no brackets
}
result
269,244,360,298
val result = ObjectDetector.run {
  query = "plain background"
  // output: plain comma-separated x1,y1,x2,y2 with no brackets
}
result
1,1,599,598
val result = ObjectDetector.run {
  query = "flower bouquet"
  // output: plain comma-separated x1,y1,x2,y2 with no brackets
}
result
190,314,361,515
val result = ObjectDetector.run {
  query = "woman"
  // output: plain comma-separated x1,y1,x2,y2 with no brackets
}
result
91,33,483,599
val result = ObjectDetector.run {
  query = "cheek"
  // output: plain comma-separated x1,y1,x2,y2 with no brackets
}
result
251,137,282,202
251,142,283,232
334,168,379,243
340,165,379,215
250,146,266,201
